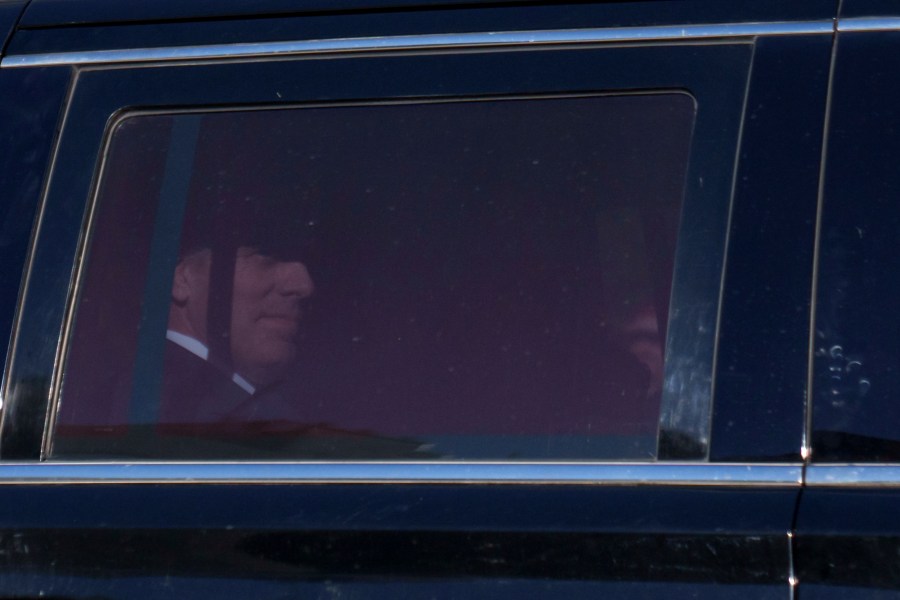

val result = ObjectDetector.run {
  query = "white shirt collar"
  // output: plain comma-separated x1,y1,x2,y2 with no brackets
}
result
230,372,256,395
166,329,208,360
166,329,256,394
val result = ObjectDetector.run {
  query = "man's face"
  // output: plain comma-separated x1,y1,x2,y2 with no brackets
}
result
229,246,315,385
172,246,315,386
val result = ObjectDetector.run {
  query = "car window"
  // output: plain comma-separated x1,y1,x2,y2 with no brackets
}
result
52,93,696,460
812,30,900,462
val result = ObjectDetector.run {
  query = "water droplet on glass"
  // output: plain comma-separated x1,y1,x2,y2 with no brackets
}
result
859,378,871,396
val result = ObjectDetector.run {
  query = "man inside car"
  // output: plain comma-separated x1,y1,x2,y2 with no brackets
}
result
158,162,319,429
163,240,315,424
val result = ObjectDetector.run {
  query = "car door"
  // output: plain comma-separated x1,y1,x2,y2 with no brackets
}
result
0,1,833,597
796,1,900,597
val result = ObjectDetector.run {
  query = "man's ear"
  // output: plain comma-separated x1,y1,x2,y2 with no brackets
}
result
172,249,211,305
171,259,192,306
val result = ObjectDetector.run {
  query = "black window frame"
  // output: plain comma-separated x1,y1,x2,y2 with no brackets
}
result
2,34,751,463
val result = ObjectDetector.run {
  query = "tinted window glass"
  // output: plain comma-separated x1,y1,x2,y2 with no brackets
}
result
813,34,900,461
54,94,695,460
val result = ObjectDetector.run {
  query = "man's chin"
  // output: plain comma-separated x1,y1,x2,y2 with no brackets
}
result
234,344,297,387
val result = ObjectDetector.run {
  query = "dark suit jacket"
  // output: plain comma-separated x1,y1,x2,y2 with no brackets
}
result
158,341,253,428
155,341,429,458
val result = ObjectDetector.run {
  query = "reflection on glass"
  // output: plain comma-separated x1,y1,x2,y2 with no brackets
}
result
56,94,695,460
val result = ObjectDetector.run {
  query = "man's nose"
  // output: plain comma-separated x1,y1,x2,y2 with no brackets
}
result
278,261,315,299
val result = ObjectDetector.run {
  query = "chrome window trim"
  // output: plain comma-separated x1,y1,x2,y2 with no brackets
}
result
838,17,900,33
807,465,900,487
1,21,833,69
0,463,802,486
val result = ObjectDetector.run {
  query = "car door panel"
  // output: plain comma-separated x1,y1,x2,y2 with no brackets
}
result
0,2,838,597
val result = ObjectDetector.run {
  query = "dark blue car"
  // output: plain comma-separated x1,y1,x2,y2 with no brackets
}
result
0,0,898,597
